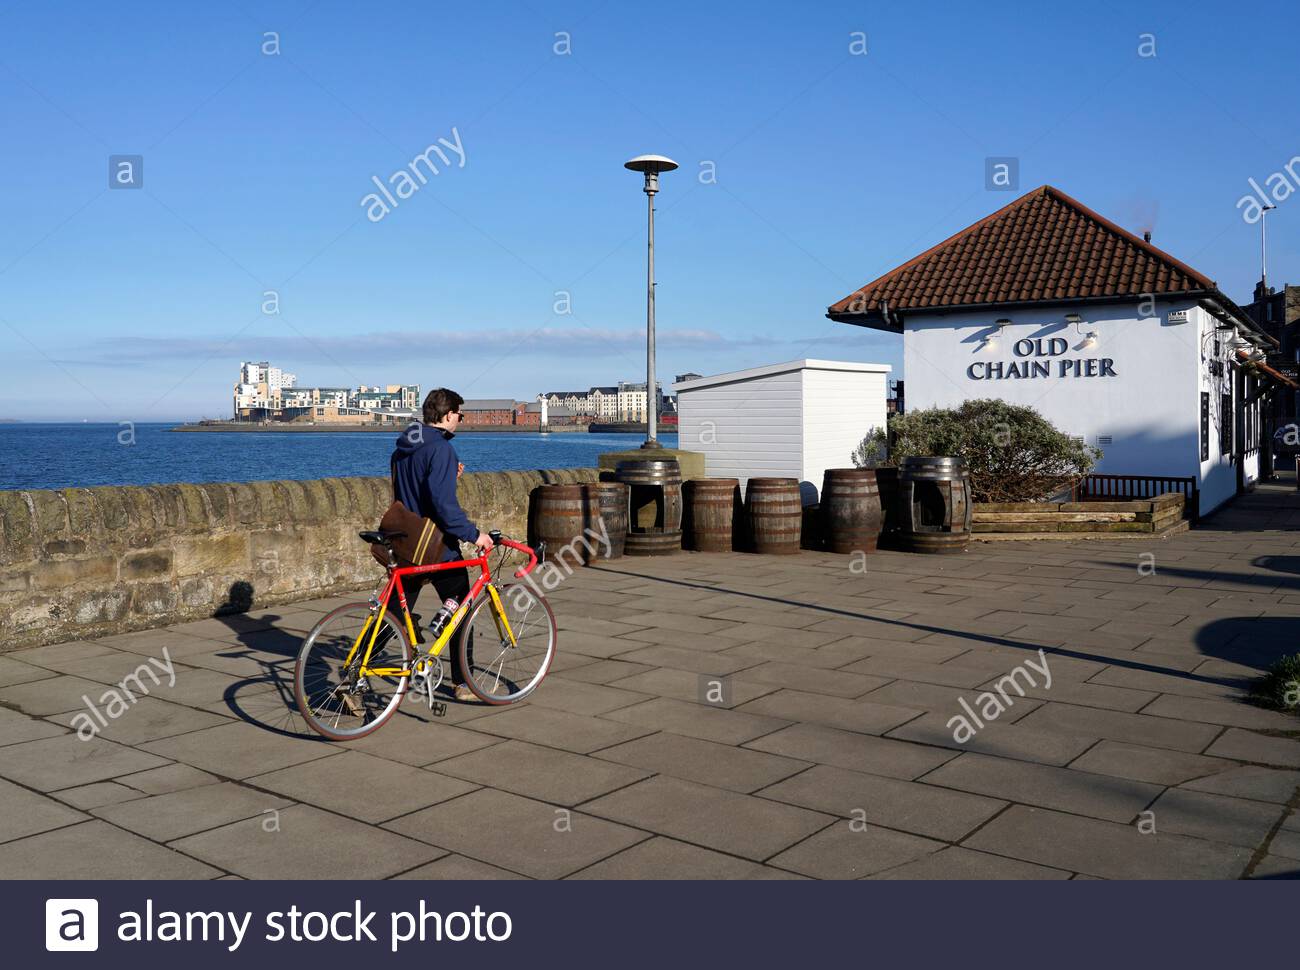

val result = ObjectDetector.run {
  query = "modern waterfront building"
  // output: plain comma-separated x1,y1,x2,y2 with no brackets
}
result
827,185,1296,516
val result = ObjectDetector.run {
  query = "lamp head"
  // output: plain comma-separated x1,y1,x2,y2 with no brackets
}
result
625,154,678,194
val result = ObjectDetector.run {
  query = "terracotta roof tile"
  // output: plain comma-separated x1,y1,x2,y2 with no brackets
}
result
828,186,1215,324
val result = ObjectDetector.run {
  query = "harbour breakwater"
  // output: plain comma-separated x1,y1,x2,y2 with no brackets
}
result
0,468,597,649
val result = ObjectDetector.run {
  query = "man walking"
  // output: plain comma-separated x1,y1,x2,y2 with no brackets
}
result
390,387,495,702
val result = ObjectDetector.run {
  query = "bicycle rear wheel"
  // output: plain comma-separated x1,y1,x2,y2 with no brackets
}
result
294,603,411,740
457,585,557,704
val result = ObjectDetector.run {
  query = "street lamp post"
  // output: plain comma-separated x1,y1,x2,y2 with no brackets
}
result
624,154,678,449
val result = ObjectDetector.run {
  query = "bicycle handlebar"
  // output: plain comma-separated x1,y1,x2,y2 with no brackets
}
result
488,531,539,578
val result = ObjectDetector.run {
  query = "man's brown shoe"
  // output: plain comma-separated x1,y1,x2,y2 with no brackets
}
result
454,682,505,702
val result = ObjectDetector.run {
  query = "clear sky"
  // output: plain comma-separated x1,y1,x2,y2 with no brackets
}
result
2,0,1296,421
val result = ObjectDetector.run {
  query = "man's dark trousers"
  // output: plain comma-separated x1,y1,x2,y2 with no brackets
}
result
389,567,474,686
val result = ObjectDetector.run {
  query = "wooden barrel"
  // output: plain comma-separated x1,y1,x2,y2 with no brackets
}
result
615,459,682,556
685,478,739,552
898,456,972,554
528,484,602,565
746,478,802,555
821,468,883,554
583,482,628,560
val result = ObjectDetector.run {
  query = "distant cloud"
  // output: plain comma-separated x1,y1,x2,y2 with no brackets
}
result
60,324,879,367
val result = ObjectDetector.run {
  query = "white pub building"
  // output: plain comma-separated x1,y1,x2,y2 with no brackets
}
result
828,185,1296,517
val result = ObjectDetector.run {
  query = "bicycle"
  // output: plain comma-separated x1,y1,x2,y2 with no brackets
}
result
293,528,556,741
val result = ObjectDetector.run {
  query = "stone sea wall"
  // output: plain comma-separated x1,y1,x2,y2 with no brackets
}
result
0,468,597,650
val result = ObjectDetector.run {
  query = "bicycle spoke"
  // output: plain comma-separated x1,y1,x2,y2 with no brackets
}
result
294,604,410,740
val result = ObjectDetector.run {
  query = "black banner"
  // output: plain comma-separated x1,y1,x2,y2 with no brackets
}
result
7,881,1295,966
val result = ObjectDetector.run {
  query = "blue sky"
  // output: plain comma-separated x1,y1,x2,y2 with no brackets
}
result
2,0,1297,421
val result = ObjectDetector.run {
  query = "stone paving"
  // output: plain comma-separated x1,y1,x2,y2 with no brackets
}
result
4,483,1300,879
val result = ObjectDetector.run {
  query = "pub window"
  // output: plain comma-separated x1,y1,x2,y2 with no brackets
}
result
1200,392,1209,461
1220,392,1232,456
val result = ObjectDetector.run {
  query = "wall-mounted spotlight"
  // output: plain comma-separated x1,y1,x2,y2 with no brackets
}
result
1064,312,1082,326
983,318,1010,351
1082,331,1098,349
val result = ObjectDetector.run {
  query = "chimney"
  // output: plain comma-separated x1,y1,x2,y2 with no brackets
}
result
1142,231,1152,243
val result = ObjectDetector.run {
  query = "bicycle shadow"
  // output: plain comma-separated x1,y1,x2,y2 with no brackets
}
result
209,580,473,740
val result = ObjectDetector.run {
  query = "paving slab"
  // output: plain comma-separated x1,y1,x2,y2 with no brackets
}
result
554,659,656,684
0,733,168,790
594,732,808,794
569,837,804,880
1249,854,1300,879
516,678,651,717
767,820,943,879
172,804,440,879
384,788,647,879
1014,702,1221,753
461,705,655,754
94,782,293,842
964,805,1250,879
1181,765,1300,804
606,667,781,708
758,764,1005,843
50,781,145,810
392,854,525,880
342,712,504,766
1204,728,1300,768
583,775,833,861
248,750,478,823
868,845,1072,880
1145,788,1284,848
736,690,921,736
886,712,1096,767
140,720,341,778
1140,694,1300,731
921,751,1163,822
116,763,220,795
47,696,231,745
0,819,220,878
743,722,956,781
0,777,88,843
602,696,791,745
0,655,59,688
1068,741,1238,787
434,740,650,806
0,675,124,716
0,706,67,747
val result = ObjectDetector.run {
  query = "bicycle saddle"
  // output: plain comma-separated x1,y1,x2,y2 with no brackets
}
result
358,530,406,545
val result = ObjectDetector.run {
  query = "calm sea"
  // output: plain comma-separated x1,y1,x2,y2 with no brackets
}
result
0,423,678,491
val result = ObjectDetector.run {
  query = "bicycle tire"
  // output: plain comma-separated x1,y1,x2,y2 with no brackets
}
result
294,602,412,740
456,585,557,704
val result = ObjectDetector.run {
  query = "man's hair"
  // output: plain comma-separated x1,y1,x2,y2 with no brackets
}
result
422,388,464,424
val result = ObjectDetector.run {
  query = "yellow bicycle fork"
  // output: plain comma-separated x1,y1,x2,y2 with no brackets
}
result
342,586,518,679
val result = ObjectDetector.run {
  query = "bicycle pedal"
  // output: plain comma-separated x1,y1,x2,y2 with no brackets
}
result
431,701,448,718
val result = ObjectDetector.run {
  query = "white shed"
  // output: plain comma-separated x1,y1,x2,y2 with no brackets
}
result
673,358,891,502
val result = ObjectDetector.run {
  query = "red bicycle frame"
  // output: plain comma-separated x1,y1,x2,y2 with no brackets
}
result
346,537,539,676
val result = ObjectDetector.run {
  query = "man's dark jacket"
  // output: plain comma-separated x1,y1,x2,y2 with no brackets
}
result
391,423,477,562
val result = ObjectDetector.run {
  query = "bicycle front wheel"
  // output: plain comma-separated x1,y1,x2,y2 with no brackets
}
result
457,585,557,704
294,603,411,740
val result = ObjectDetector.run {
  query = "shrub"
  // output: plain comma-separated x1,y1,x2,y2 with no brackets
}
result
1250,654,1300,714
851,399,1101,503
